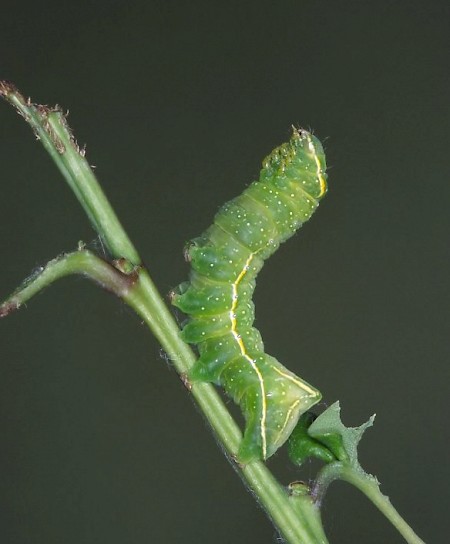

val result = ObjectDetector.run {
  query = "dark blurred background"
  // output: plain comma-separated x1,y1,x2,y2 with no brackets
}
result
0,2,448,542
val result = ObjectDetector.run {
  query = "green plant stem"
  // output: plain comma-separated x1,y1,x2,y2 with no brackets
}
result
1,82,327,543
313,462,425,544
0,82,139,265
289,490,328,544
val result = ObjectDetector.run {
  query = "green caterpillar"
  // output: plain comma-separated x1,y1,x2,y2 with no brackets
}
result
172,128,327,463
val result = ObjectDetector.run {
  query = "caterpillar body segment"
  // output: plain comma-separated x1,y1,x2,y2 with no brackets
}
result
172,128,327,462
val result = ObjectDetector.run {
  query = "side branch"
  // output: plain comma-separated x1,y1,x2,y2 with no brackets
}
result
0,249,137,318
312,462,425,544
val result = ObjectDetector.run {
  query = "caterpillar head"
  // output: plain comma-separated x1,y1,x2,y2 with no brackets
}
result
260,128,327,200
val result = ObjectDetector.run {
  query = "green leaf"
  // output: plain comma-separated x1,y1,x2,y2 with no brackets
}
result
308,401,375,469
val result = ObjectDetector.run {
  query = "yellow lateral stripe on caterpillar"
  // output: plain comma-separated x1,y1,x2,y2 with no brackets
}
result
306,133,327,198
270,365,318,396
230,252,267,457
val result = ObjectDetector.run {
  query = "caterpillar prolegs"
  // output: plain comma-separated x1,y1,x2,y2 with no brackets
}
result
172,128,327,463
